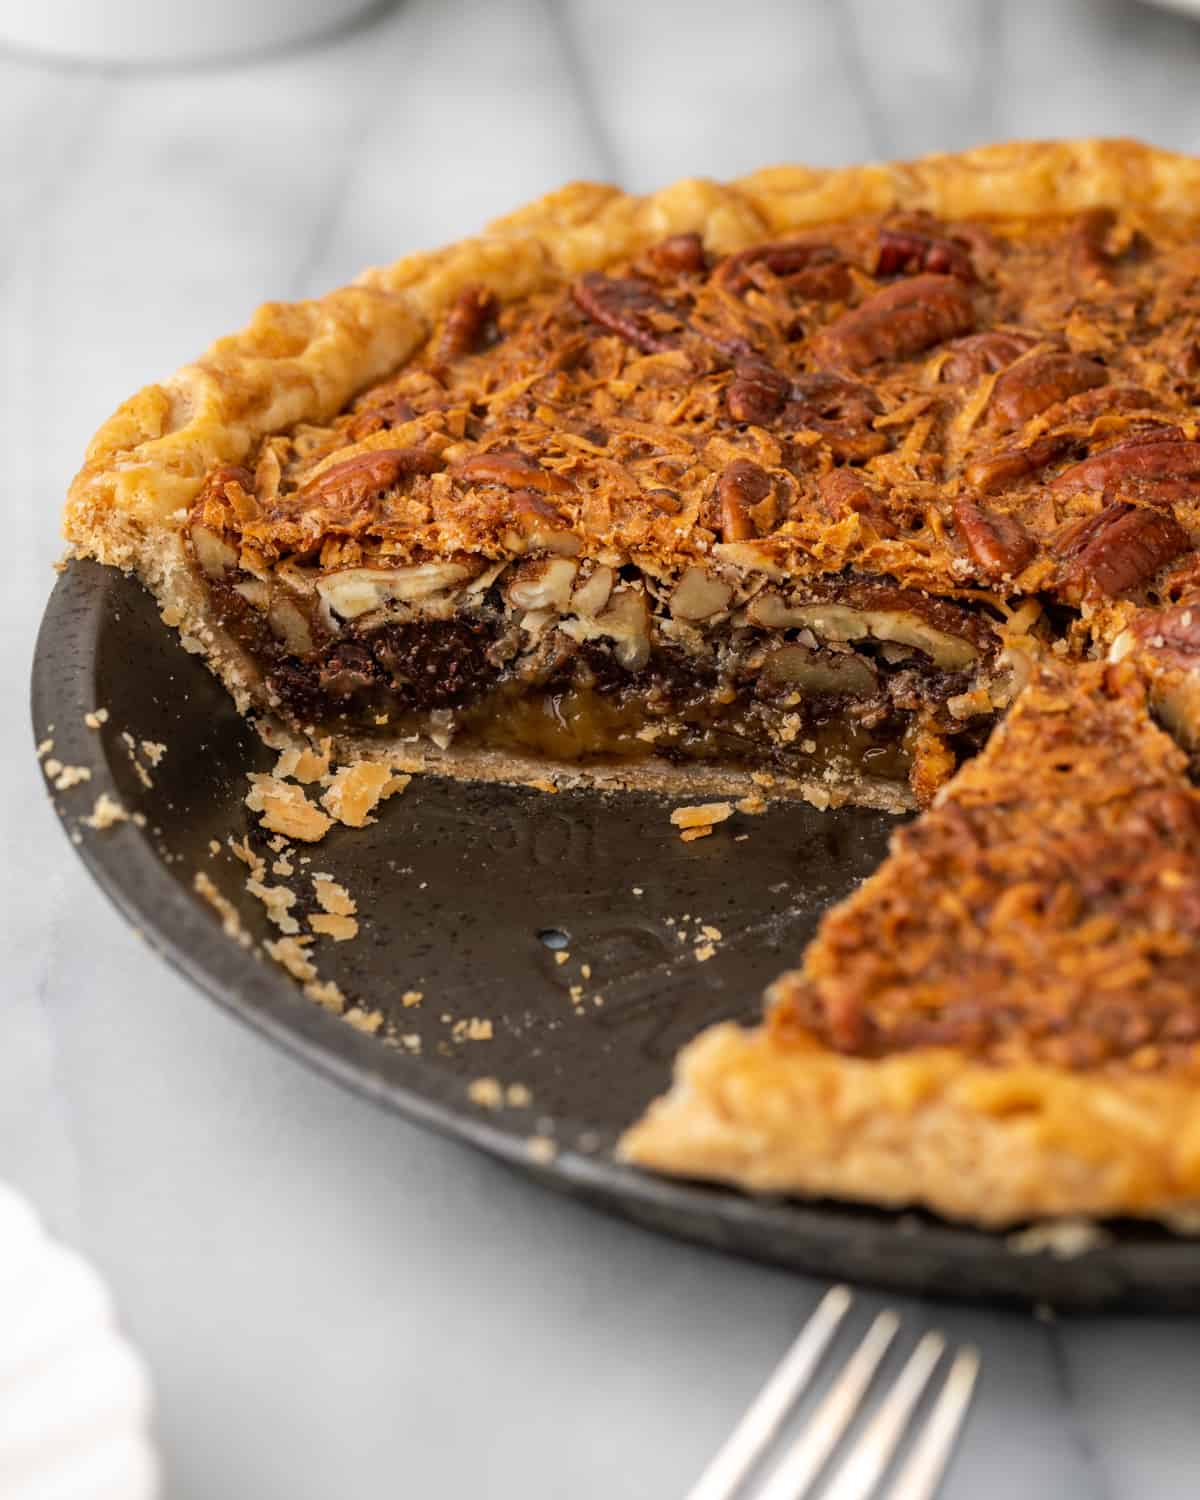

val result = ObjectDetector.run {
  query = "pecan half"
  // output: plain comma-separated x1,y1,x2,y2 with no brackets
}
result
953,498,1037,579
347,397,417,442
817,467,896,537
714,240,844,297
717,459,772,541
939,330,1038,385
1039,384,1155,427
875,226,976,282
435,285,497,363
298,447,443,503
727,354,790,424
809,274,975,370
1049,431,1200,505
571,272,680,352
784,373,887,461
989,351,1108,431
1056,502,1191,601
453,450,574,495
649,232,706,274
964,434,1073,494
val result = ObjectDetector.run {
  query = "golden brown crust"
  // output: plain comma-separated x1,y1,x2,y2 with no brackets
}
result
618,1023,1200,1227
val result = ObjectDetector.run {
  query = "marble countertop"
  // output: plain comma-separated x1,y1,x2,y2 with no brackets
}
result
5,1,1200,1495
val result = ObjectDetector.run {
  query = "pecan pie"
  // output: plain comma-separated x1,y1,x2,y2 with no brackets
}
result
63,139,1200,1224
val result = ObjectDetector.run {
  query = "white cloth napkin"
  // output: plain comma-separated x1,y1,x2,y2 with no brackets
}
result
0,1185,158,1500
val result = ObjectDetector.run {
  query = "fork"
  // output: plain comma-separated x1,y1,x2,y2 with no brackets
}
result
686,1286,979,1500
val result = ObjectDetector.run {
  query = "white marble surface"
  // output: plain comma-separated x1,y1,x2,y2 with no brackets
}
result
5,1,1200,1495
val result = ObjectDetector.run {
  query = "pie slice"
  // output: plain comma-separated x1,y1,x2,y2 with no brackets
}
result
59,139,1200,1227
621,658,1200,1227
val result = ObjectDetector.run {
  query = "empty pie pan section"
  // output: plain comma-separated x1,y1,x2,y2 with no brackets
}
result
29,558,1200,1310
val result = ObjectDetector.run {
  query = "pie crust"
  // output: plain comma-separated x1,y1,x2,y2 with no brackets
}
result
60,138,1200,1226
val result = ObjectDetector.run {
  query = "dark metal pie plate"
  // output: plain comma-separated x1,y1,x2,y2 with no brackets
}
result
31,560,1200,1309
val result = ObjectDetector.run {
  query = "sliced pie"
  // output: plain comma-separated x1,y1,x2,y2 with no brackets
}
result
622,658,1200,1226
60,139,1200,1225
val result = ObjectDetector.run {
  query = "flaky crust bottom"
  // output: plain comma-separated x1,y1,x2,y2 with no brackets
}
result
618,1025,1200,1228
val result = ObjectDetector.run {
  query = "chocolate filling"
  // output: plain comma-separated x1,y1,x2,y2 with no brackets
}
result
196,557,1004,794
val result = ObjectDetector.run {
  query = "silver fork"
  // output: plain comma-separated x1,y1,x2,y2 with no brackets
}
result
686,1286,979,1500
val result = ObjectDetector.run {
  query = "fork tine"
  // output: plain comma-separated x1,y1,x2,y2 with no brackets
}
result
884,1347,980,1500
818,1332,945,1500
685,1285,853,1500
754,1310,900,1500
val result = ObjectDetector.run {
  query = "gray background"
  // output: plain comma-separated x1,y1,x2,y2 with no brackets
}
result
5,1,1200,1495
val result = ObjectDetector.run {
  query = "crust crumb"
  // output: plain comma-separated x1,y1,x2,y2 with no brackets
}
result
312,873,357,916
1007,1219,1112,1258
228,835,265,878
526,777,559,793
320,763,410,827
694,942,716,962
554,950,570,965
246,774,333,842
265,934,317,982
48,762,92,791
680,825,713,843
468,1077,503,1109
304,978,347,1013
82,792,127,829
343,1005,384,1034
309,912,359,941
274,742,330,784
246,877,300,934
506,1083,532,1108
735,794,767,815
670,801,734,829
36,738,53,759
83,708,109,729
141,740,166,767
401,989,424,1008
452,1017,494,1042
526,1135,556,1165
193,872,252,947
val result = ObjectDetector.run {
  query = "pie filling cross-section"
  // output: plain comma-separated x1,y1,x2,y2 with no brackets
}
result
62,140,1200,1225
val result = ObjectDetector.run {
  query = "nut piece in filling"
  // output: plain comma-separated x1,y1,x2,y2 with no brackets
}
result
176,188,1200,806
